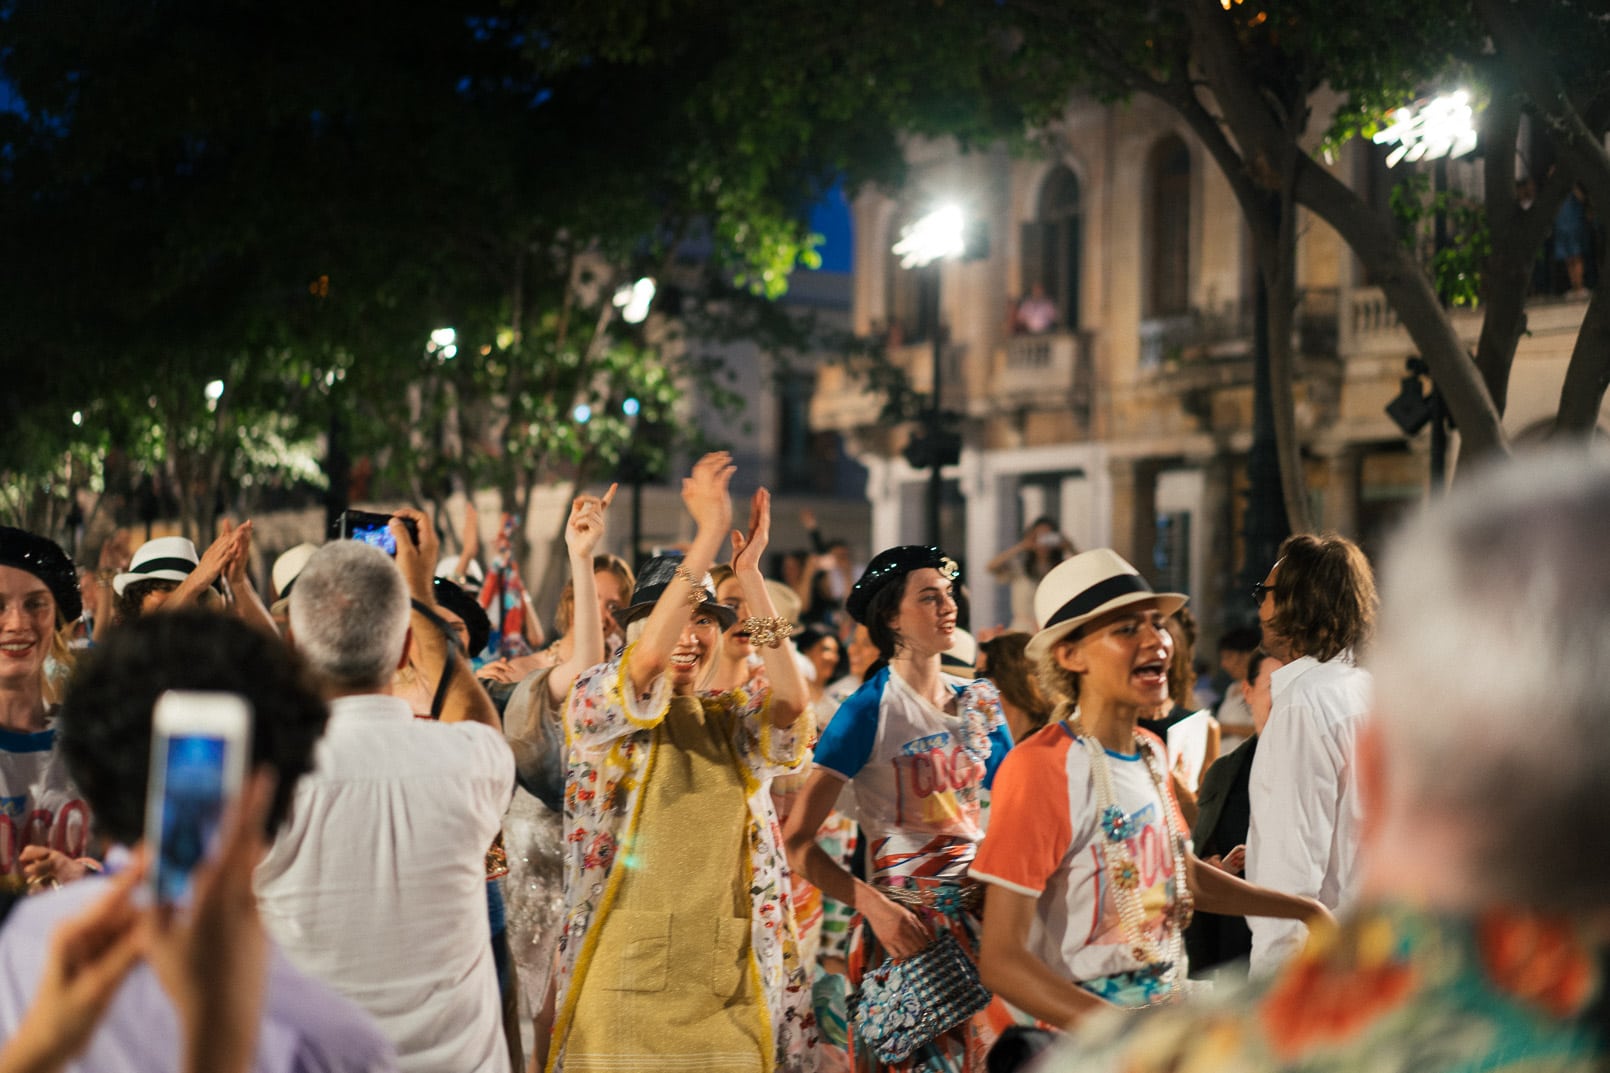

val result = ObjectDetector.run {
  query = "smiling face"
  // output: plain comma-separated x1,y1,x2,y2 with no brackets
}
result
668,611,722,692
887,567,958,659
1052,599,1174,712
0,564,57,690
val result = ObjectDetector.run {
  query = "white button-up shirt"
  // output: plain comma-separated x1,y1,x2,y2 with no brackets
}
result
1246,653,1372,973
254,694,515,1073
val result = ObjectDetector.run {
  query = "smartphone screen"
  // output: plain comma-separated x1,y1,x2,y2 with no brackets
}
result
145,693,250,905
335,509,417,557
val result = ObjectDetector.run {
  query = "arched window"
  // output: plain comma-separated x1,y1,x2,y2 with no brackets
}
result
885,213,940,344
1148,137,1192,317
1020,166,1083,329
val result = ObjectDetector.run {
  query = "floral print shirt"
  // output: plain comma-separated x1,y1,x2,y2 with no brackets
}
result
1042,902,1608,1073
549,647,815,1073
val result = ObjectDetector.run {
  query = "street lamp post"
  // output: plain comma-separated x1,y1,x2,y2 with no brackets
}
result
892,206,967,546
612,279,655,567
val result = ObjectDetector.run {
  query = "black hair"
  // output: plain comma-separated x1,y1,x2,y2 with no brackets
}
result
432,577,490,658
794,627,834,655
57,611,329,846
113,577,180,625
1246,648,1272,687
1218,625,1262,654
865,572,912,659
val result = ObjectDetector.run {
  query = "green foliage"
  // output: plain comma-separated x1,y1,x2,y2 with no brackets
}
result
0,0,946,524
1390,174,1492,308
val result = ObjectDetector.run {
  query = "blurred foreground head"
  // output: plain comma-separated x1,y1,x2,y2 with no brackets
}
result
1371,450,1610,913
58,611,328,846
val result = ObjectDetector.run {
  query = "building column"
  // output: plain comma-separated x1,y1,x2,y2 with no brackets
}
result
1320,446,1362,537
1107,457,1161,582
960,447,1002,632
1200,451,1240,633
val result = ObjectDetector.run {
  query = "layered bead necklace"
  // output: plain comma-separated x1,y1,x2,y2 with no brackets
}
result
1072,717,1194,990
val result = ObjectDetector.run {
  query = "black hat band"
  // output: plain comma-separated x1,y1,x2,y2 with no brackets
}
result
1042,573,1154,630
128,556,198,577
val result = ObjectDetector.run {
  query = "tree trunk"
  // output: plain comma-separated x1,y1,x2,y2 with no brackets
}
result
1554,285,1610,436
1293,156,1510,465
1264,197,1315,534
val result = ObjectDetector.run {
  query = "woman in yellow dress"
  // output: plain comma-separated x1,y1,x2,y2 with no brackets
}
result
547,453,815,1073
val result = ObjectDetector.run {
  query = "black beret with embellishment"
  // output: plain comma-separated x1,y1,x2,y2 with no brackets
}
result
845,545,959,625
0,526,82,624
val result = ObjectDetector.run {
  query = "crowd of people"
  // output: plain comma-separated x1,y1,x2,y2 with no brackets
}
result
1,446,1607,1073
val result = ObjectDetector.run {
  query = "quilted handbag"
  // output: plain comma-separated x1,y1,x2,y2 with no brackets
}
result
850,927,991,1063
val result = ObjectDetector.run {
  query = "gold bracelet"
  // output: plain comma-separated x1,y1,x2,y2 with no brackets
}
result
743,615,794,649
672,565,708,610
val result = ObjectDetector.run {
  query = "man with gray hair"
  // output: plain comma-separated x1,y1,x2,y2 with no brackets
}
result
256,511,514,1073
1037,451,1610,1072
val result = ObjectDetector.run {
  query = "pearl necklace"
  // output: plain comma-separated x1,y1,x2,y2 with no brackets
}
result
1072,717,1194,989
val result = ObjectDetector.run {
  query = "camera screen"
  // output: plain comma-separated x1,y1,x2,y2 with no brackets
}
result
348,521,398,556
153,734,229,905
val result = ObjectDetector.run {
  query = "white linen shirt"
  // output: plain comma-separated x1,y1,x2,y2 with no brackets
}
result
1245,653,1372,974
254,694,515,1073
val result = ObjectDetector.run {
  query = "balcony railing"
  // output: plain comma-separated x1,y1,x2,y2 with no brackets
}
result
990,330,1094,417
809,363,883,431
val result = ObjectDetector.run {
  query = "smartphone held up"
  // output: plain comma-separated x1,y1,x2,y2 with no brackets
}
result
144,691,252,906
333,509,419,557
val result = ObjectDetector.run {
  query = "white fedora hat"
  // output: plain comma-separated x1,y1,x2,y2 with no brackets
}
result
1024,549,1187,662
112,536,201,596
272,542,321,600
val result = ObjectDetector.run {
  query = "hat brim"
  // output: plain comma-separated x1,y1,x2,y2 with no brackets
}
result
616,599,738,633
112,568,192,597
1024,591,1188,663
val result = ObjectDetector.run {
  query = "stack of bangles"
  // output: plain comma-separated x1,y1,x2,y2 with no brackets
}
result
743,616,794,649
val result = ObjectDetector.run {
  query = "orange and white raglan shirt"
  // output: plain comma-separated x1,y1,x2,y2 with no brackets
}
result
970,723,1190,983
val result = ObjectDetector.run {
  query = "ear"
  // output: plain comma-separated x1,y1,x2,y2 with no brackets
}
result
1052,635,1088,674
397,626,413,672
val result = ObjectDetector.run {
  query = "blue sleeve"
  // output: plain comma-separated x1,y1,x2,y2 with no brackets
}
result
811,669,886,780
982,720,1014,790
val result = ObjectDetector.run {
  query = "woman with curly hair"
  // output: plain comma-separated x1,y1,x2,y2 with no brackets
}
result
971,550,1326,1029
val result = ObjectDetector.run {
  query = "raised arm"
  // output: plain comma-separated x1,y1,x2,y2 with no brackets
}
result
731,488,805,728
392,507,501,731
985,535,1029,576
219,522,278,638
452,500,480,583
628,453,733,694
159,523,245,611
546,485,616,705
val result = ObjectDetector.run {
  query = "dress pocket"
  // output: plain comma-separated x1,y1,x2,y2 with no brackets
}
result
710,916,751,998
604,909,670,992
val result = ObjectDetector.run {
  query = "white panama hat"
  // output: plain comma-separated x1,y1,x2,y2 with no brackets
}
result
1024,549,1187,663
272,542,321,600
112,536,201,596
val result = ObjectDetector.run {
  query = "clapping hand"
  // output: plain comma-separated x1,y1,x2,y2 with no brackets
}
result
731,488,771,577
680,453,734,537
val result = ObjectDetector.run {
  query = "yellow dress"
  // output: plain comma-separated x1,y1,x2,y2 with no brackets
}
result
563,694,768,1072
